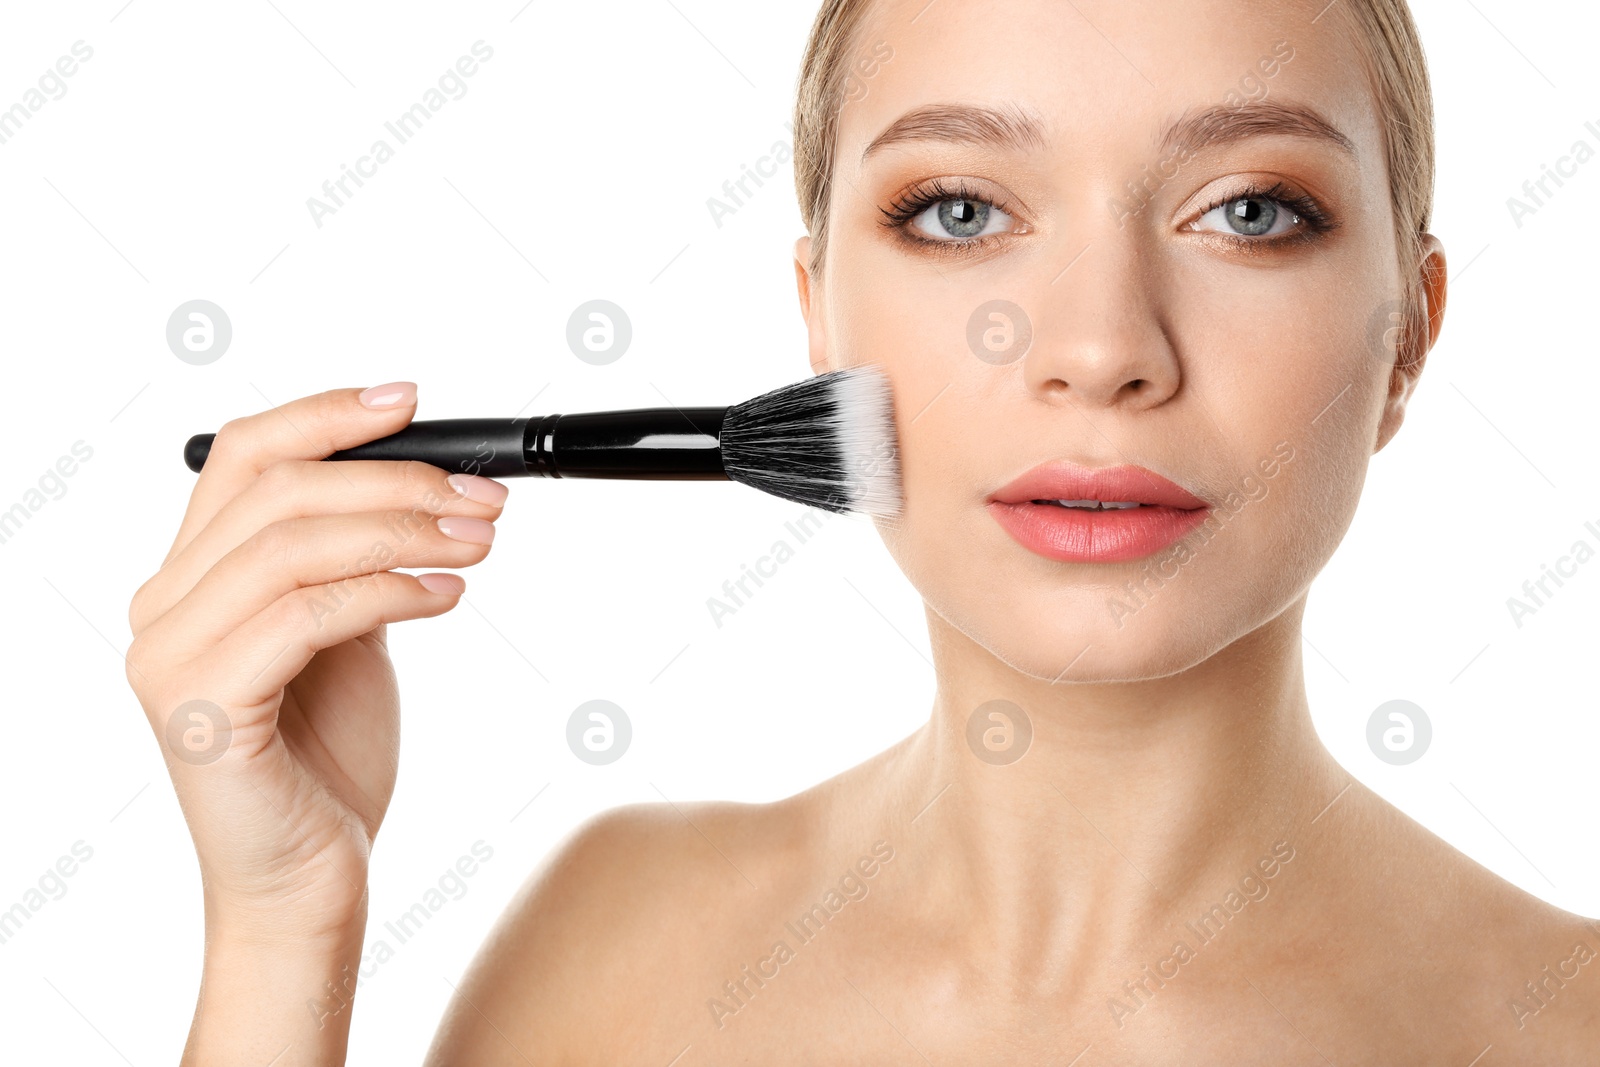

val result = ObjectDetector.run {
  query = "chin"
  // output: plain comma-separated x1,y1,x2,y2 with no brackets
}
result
947,586,1237,683
890,512,1286,685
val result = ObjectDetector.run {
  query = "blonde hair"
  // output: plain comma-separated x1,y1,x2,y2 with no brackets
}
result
792,0,1438,368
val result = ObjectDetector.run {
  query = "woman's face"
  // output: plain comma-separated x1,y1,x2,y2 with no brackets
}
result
797,0,1444,683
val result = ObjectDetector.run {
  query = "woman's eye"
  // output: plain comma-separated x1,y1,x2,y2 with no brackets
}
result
1192,194,1301,238
909,198,1014,241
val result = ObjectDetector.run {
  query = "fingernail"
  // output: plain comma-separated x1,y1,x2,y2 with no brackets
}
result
446,473,509,506
359,381,417,408
418,573,466,595
436,516,495,544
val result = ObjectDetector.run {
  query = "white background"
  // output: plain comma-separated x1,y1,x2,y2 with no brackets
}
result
0,0,1595,1061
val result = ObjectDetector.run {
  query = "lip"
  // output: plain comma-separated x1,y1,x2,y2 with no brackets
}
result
987,461,1212,564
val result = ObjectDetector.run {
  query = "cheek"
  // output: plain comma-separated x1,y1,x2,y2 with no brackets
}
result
1168,251,1392,477
830,253,994,511
1150,298,1392,638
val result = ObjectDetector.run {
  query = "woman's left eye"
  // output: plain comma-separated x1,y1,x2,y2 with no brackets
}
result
1191,194,1302,238
909,198,1015,241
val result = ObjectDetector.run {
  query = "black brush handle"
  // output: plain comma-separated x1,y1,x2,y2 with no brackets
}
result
526,409,727,479
185,419,533,478
184,410,731,480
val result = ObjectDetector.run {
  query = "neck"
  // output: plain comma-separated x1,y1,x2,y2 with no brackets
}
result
878,594,1346,985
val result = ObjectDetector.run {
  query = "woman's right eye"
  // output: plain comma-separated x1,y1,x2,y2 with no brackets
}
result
907,197,1016,242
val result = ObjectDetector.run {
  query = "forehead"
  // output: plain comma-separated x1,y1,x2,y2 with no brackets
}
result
838,0,1384,174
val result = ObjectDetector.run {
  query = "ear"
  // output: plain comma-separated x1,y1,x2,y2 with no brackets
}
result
793,235,834,375
1374,233,1448,454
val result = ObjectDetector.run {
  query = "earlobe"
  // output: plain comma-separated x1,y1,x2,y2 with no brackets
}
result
792,235,833,375
1374,235,1448,455
1373,366,1417,454
793,236,813,318
1419,234,1448,352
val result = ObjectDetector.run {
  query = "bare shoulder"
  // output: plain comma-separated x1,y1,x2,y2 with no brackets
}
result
1317,779,1600,1059
1475,890,1600,1059
421,795,819,1066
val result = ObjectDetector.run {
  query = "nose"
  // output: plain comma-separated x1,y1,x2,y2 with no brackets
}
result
1017,238,1181,410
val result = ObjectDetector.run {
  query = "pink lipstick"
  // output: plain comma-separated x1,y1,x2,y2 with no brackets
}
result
987,462,1211,563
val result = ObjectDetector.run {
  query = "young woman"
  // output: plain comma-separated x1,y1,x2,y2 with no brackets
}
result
127,0,1600,1062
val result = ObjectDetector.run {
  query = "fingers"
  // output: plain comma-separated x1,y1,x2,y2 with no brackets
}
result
133,456,507,637
137,506,497,663
183,569,469,714
161,382,420,572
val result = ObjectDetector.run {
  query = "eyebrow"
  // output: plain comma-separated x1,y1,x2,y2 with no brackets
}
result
860,103,1047,163
859,100,1356,164
1157,101,1356,159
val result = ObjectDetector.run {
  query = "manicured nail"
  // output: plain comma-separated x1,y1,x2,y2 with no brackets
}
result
436,516,495,544
359,381,417,408
418,573,465,595
446,473,509,506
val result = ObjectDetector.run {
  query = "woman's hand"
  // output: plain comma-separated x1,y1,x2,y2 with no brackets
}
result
125,381,507,947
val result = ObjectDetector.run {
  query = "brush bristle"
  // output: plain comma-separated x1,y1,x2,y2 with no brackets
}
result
720,366,903,517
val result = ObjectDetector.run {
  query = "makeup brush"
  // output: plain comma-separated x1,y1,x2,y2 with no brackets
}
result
183,365,903,518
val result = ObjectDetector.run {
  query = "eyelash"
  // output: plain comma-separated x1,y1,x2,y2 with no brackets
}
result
1190,180,1338,250
878,177,1337,255
879,178,1019,256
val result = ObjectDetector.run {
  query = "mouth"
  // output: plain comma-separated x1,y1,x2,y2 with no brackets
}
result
987,462,1212,564
1030,499,1148,510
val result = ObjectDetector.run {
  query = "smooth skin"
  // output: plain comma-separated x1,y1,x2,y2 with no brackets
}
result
132,0,1599,1063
